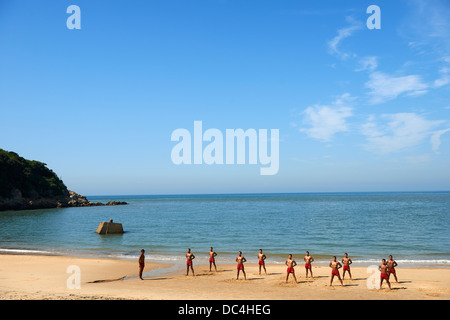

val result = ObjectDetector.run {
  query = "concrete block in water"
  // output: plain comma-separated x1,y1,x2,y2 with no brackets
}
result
95,219,124,234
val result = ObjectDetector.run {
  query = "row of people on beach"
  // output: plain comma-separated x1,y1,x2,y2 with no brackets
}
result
138,248,399,289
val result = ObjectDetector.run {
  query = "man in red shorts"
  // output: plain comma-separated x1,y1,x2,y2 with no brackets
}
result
209,247,217,272
186,248,195,276
236,251,247,280
285,254,298,283
341,252,353,280
304,251,314,279
379,259,391,290
258,249,267,275
387,255,398,283
329,256,343,286
138,249,145,280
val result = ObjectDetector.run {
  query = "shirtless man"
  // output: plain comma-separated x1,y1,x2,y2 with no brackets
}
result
304,251,314,279
258,249,267,275
379,259,391,290
387,255,398,283
209,247,218,272
236,251,247,280
138,249,145,280
186,248,195,276
329,256,343,286
285,254,298,283
341,253,353,280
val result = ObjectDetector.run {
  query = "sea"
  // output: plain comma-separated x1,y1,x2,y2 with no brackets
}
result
1,192,449,270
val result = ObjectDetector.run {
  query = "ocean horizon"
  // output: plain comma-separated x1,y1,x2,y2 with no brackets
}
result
1,191,449,268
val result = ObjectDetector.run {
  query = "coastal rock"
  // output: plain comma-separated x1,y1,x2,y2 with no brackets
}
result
67,191,127,208
0,149,127,211
105,201,128,206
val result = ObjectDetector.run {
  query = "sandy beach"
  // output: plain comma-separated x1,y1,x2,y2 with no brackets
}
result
0,254,449,300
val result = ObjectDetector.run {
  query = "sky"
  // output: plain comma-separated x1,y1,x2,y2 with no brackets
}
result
1,0,449,195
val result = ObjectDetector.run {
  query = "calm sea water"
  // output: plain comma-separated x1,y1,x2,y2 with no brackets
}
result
0,192,449,267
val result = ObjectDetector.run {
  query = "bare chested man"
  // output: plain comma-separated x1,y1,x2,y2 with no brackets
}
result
186,248,195,276
236,251,247,280
379,259,391,290
138,249,145,280
258,249,267,275
304,251,314,279
329,256,343,286
285,254,298,283
387,255,398,283
209,247,217,272
341,252,353,280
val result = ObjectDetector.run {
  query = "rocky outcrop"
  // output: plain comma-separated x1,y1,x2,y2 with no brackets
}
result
67,190,127,208
0,189,127,211
0,149,127,211
67,190,102,207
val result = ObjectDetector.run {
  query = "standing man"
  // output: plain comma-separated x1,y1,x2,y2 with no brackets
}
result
329,256,343,287
258,249,267,275
387,255,398,283
379,259,391,290
236,251,247,280
304,251,314,279
209,247,218,272
285,254,298,283
186,248,195,276
341,253,353,280
138,249,145,280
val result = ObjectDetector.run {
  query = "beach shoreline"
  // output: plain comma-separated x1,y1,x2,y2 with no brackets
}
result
0,254,449,300
2,247,448,269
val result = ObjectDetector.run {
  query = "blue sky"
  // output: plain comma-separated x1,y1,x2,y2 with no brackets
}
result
1,0,449,195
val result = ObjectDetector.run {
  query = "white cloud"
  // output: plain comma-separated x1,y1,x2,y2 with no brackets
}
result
327,17,362,60
433,67,450,88
405,0,450,54
361,115,382,138
300,94,354,142
362,113,443,154
365,71,429,104
355,56,378,72
430,128,450,154
301,106,353,142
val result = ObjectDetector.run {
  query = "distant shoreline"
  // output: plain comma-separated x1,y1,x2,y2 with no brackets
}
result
86,190,450,198
1,248,448,269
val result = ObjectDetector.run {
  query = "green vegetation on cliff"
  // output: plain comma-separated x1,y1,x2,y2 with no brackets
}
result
0,149,68,199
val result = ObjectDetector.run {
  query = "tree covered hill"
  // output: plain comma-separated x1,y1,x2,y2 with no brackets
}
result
0,149,126,211
0,149,68,200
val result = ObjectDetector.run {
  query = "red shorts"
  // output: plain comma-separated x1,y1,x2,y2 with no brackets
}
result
237,264,244,271
380,273,389,280
343,265,350,271
139,263,145,269
389,268,396,274
331,270,339,276
209,258,215,263
258,260,265,265
305,263,311,269
186,261,193,266
287,267,295,274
